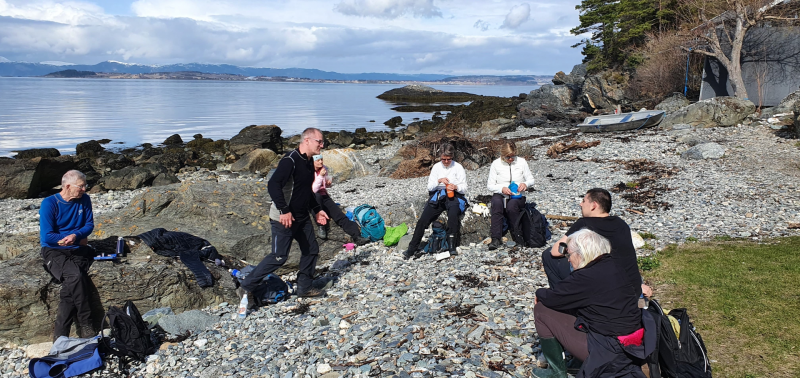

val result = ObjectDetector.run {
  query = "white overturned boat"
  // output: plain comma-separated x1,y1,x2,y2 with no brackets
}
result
578,110,665,133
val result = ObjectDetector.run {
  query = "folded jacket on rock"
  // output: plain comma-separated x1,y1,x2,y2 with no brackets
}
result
137,228,221,287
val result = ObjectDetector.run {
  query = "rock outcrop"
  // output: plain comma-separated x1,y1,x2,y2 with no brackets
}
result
661,97,756,129
682,142,726,160
229,125,283,156
377,85,478,102
321,149,374,183
230,149,277,173
0,156,75,199
14,149,61,160
100,163,179,190
655,93,691,114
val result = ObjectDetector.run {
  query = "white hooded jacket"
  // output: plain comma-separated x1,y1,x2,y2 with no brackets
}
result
486,157,534,195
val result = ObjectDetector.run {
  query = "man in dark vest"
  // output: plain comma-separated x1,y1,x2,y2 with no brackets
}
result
240,127,330,298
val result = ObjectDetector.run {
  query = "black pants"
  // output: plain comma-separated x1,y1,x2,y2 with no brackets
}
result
490,194,526,240
407,197,462,253
542,246,572,289
242,219,319,293
41,246,95,339
315,192,360,239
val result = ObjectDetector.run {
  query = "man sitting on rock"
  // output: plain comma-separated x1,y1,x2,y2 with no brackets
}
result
240,127,330,299
542,188,652,299
403,143,468,259
39,170,98,340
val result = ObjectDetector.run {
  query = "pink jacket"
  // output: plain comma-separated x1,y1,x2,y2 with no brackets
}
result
312,165,330,195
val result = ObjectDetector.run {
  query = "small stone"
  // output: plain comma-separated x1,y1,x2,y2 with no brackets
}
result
317,363,332,374
339,320,351,329
193,339,208,348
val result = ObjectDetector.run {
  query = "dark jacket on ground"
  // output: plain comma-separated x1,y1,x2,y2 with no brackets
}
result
268,149,322,223
535,254,641,337
138,228,221,287
575,310,657,378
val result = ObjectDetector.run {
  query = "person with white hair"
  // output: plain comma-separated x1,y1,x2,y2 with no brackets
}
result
533,229,653,378
39,170,97,340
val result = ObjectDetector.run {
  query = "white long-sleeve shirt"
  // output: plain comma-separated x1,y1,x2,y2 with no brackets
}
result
486,157,534,195
426,161,468,195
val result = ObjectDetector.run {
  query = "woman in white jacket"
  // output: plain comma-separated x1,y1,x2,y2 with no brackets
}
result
486,142,534,250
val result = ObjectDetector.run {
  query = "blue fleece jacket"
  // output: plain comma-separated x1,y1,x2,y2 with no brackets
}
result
39,193,94,248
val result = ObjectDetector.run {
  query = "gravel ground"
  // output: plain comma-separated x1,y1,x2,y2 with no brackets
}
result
1,122,798,377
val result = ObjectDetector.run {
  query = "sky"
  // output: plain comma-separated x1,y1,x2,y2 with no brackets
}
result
0,0,585,75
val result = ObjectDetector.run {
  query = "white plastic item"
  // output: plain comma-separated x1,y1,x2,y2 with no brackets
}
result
238,294,248,319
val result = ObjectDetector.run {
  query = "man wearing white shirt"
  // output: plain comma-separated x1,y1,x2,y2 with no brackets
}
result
403,143,468,259
486,142,535,250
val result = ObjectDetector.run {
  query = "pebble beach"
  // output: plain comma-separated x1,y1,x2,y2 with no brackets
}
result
1,121,799,377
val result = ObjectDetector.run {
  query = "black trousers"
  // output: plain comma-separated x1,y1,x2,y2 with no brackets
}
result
407,197,462,253
490,194,526,240
41,246,95,339
242,219,319,293
542,246,572,290
315,192,360,239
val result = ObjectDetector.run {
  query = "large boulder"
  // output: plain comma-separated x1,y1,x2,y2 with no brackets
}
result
321,149,374,183
229,125,283,156
230,149,277,173
0,156,75,199
761,89,800,118
655,93,691,114
661,97,756,129
14,148,60,160
520,85,576,115
163,134,183,145
75,140,104,157
101,163,177,190
581,74,626,112
681,142,726,160
479,118,516,135
552,64,587,87
0,238,235,344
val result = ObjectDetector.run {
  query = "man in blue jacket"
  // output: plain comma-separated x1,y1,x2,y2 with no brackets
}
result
39,170,97,340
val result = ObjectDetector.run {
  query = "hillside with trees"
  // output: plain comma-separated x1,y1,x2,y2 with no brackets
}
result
570,0,800,106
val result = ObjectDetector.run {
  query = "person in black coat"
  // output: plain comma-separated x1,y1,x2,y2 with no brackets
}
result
534,228,650,378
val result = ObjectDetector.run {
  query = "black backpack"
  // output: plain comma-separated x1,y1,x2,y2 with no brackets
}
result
518,202,551,248
646,299,712,378
101,300,156,362
422,220,449,254
252,274,292,306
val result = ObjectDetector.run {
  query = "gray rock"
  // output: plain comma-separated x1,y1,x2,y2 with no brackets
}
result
661,96,755,129
655,93,690,114
76,140,104,157
761,89,800,118
479,118,516,135
521,85,576,115
229,125,284,156
163,134,183,145
677,135,708,147
230,149,277,173
682,142,726,160
581,74,626,111
158,310,220,335
321,149,374,183
0,156,75,199
794,102,800,139
384,116,403,128
101,163,174,190
14,148,61,160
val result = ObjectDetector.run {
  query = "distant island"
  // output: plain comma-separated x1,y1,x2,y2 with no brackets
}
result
43,69,549,85
0,60,551,85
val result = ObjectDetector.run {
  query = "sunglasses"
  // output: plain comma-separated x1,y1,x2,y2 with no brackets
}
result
441,157,452,162
306,137,324,145
504,155,515,161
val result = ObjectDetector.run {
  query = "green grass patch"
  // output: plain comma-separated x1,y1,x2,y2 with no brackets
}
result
639,232,658,240
685,236,698,242
794,141,800,148
713,235,733,241
644,237,800,377
626,181,639,188
637,255,660,271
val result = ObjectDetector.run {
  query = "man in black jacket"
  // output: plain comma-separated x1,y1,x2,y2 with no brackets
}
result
542,188,652,299
240,128,330,298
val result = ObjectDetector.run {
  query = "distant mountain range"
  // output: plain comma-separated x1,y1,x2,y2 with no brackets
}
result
0,60,549,83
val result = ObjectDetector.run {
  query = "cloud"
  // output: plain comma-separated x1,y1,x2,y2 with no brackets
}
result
0,55,9,62
334,0,441,19
473,19,489,31
501,3,530,29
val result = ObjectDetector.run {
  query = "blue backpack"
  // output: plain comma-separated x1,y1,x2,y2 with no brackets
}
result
353,204,386,241
422,220,449,254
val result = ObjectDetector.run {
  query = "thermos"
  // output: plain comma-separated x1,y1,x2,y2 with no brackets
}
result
116,236,125,257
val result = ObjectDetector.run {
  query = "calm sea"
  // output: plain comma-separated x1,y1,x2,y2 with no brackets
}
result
0,78,538,157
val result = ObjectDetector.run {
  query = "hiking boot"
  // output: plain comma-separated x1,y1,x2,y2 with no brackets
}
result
402,248,415,260
354,236,370,246
536,337,567,378
488,238,503,250
297,287,326,298
78,325,97,339
316,224,328,240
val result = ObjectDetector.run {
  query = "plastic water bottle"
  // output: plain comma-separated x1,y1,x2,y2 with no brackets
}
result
230,269,245,280
238,294,248,320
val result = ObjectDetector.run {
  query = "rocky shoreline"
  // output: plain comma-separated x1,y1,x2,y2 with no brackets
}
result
1,70,800,377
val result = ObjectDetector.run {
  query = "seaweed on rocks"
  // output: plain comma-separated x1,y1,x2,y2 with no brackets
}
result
455,274,488,288
290,302,310,315
610,159,680,211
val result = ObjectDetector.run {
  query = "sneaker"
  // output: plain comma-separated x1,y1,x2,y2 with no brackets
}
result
354,236,370,246
297,287,326,298
488,238,502,250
